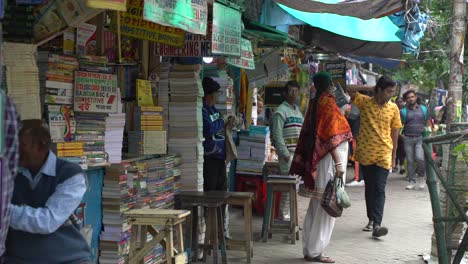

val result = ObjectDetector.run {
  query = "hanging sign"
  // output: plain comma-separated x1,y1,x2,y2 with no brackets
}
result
86,0,127,11
226,38,255,70
154,24,212,57
325,60,346,89
74,71,118,113
143,0,207,35
212,2,241,56
109,0,186,46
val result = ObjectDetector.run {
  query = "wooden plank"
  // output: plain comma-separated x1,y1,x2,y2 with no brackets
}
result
124,209,190,218
128,230,166,264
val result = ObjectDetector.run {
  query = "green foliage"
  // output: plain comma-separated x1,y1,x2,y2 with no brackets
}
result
375,0,467,99
452,143,468,165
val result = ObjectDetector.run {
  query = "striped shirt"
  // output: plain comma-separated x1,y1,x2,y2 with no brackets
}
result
272,101,304,173
0,93,20,256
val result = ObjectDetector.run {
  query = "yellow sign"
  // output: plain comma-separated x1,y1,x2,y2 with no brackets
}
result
110,0,186,47
87,0,127,11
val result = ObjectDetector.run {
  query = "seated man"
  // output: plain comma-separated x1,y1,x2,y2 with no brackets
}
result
5,120,91,264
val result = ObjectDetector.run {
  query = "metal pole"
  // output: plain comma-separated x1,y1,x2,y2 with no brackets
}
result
446,0,466,130
423,142,449,264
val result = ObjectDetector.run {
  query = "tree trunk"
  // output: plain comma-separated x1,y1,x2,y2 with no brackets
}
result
446,0,466,130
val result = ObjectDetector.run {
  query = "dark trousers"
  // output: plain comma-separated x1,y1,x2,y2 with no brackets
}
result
396,135,406,167
203,157,227,191
362,164,389,226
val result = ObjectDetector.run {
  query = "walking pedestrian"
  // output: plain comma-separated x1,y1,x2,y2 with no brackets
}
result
400,90,432,190
290,72,352,262
348,75,402,238
271,81,304,221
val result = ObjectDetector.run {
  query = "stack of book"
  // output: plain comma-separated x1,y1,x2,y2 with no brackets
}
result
116,65,139,99
236,126,271,175
45,54,78,105
168,64,204,191
99,164,137,264
55,142,87,170
155,62,170,131
105,114,126,164
37,51,49,105
4,42,41,119
75,113,108,166
78,55,113,73
128,106,167,156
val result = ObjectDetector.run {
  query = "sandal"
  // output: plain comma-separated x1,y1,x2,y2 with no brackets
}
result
304,254,335,263
362,221,373,232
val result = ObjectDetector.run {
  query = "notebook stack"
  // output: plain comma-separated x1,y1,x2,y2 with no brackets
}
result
55,142,87,170
236,126,271,175
45,54,78,105
99,164,137,264
128,106,167,156
168,64,204,191
75,113,108,166
154,62,170,131
4,42,41,119
105,113,126,164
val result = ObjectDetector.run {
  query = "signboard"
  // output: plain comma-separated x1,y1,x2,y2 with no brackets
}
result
143,0,207,35
87,0,127,11
74,71,118,113
154,24,212,57
226,38,255,70
109,0,186,47
212,2,241,56
325,60,346,89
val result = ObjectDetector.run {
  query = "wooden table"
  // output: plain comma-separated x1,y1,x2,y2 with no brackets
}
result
124,209,190,264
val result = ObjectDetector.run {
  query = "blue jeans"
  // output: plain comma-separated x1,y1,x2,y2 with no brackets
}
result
362,165,389,227
403,136,425,183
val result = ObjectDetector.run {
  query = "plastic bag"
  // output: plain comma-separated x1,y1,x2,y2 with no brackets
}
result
335,178,351,208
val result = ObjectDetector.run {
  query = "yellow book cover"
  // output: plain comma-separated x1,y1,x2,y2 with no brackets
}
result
141,120,163,126
141,126,164,131
56,142,84,150
57,149,85,157
141,115,163,121
137,79,154,107
140,106,163,112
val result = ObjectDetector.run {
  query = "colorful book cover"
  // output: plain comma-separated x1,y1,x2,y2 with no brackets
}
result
76,23,97,56
136,79,154,107
48,105,76,142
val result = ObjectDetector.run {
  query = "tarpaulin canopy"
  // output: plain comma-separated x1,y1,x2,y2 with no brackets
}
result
277,3,401,42
274,0,403,20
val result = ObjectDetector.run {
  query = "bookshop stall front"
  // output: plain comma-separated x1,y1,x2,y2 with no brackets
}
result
0,0,254,263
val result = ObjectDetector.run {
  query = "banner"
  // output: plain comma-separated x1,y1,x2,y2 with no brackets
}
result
143,0,207,35
212,2,241,56
109,0,186,46
325,60,346,89
226,38,255,70
87,0,127,11
74,71,118,113
154,24,212,57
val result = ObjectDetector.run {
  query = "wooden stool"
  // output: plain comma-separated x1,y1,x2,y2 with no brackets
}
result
261,178,300,244
124,209,190,264
225,192,254,263
175,191,230,264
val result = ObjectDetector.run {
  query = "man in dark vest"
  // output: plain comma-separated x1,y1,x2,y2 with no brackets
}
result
5,120,91,264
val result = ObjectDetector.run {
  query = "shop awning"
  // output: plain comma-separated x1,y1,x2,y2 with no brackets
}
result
302,26,402,59
242,19,304,48
276,3,401,42
274,0,403,20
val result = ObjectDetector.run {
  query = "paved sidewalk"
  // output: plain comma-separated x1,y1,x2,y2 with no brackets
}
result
210,172,433,264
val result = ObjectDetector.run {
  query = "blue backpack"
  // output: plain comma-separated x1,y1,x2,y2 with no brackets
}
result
400,105,429,124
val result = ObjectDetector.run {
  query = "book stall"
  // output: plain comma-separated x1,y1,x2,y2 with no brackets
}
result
0,0,314,262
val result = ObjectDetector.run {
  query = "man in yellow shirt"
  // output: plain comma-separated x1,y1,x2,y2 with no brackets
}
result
348,75,402,238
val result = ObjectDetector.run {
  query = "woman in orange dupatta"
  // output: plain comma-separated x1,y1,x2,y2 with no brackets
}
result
290,72,352,263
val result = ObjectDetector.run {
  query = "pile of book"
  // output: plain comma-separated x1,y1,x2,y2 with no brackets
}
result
55,142,87,170
154,62,170,131
45,54,78,105
75,113,108,166
4,42,41,119
128,106,167,156
236,126,271,175
78,55,112,73
99,164,137,264
168,64,204,191
105,114,126,164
